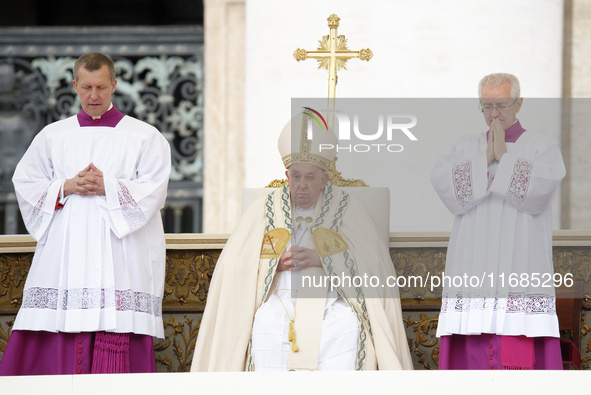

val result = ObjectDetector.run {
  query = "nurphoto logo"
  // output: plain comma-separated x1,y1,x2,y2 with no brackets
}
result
303,106,418,153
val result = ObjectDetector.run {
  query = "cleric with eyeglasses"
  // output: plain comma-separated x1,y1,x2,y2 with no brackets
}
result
431,73,566,370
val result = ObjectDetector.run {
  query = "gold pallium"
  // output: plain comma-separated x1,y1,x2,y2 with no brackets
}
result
260,228,291,259
313,228,349,258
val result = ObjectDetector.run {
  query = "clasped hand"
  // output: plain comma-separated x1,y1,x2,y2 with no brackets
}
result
486,119,507,166
63,163,105,196
277,246,322,271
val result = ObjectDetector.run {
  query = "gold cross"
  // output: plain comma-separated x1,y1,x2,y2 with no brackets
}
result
293,14,373,101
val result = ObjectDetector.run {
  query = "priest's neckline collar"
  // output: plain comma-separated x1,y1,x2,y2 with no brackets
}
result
77,105,125,127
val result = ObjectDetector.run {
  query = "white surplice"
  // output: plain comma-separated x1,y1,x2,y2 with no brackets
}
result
12,113,171,338
431,131,566,337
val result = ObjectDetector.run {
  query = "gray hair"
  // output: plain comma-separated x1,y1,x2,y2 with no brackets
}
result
478,73,520,99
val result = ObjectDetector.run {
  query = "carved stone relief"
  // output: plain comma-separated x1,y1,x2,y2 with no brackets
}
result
1,243,590,371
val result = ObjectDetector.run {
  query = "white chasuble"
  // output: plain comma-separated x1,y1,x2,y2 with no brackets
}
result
431,131,566,337
190,183,413,371
12,112,171,338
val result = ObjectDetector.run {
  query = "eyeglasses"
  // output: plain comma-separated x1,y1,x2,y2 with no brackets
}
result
478,98,518,113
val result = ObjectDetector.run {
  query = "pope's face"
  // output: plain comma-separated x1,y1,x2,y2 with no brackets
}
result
73,65,117,118
286,163,329,209
480,81,522,130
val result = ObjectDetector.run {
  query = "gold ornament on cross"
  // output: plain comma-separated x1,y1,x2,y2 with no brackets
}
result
293,14,373,101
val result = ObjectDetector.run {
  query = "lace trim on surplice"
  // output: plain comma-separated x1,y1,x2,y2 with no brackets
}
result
440,292,555,315
452,160,473,209
117,181,147,232
506,158,533,207
28,188,49,236
21,287,162,317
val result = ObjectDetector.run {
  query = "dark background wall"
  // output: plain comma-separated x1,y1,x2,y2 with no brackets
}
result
0,0,203,26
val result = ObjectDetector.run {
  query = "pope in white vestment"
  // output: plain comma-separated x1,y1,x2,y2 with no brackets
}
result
431,73,566,370
191,112,413,372
0,53,171,375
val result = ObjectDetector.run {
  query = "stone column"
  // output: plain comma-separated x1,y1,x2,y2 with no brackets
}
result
562,0,591,229
202,0,246,233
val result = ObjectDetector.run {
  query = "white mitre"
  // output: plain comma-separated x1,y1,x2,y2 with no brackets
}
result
277,112,338,171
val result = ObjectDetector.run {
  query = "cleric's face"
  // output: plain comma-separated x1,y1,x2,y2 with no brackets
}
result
73,65,117,118
480,80,522,130
286,163,329,209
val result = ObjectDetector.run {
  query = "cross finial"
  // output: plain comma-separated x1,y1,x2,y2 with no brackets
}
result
327,14,340,28
293,14,373,101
